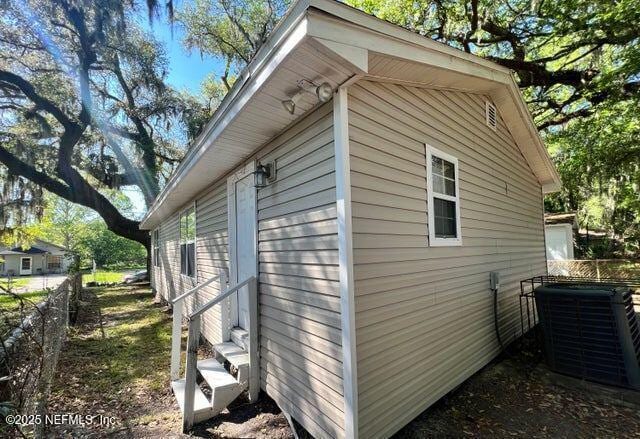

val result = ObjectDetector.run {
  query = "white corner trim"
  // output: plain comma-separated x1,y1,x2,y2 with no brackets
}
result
333,85,358,438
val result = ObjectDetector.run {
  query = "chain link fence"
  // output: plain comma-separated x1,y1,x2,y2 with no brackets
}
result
0,273,82,438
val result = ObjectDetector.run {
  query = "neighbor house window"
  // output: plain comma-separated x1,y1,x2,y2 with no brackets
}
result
426,144,462,246
180,206,196,277
48,255,62,270
153,229,160,267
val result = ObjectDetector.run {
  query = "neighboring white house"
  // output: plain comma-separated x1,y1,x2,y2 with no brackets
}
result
544,212,577,261
139,1,561,438
0,239,72,276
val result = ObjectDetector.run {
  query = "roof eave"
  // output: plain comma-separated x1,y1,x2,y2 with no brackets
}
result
140,2,312,229
141,0,562,228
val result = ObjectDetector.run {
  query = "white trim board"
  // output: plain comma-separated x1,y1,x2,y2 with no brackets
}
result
425,144,463,247
333,85,358,438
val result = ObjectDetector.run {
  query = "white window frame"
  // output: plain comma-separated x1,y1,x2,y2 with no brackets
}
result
153,228,160,268
179,203,197,278
426,144,462,247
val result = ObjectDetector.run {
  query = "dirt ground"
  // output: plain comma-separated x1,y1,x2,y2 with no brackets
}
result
394,339,640,438
45,284,640,438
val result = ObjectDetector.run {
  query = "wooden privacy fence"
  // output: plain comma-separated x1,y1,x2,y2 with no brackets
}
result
0,273,82,438
548,260,640,280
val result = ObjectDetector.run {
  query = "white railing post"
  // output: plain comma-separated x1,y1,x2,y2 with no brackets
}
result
170,299,183,381
219,270,230,341
182,315,200,433
169,274,220,383
247,276,259,402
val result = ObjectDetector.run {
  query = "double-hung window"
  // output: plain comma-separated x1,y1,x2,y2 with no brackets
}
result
180,206,196,277
153,229,160,267
48,255,62,270
426,144,462,246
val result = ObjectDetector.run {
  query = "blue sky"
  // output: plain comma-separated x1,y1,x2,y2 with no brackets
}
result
127,16,226,217
142,17,225,94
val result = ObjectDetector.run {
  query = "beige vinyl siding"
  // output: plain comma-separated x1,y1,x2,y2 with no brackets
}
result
256,102,345,439
349,81,546,438
152,179,228,345
149,102,343,438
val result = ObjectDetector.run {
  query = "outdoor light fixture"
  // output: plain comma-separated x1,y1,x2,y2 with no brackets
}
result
282,90,304,115
254,162,274,188
281,79,333,115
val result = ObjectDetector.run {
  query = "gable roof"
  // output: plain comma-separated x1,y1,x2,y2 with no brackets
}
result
33,238,70,252
140,0,561,230
0,239,70,256
10,246,47,254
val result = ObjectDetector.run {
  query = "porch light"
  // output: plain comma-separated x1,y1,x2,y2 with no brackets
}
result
254,163,273,188
281,79,333,115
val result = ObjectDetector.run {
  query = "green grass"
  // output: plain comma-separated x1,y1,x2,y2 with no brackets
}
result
0,290,49,336
81,286,173,393
0,277,30,291
3,284,182,435
82,270,128,285
51,284,176,418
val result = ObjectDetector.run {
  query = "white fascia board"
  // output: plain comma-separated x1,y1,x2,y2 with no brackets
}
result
307,2,561,194
503,77,562,193
140,8,311,229
307,3,512,80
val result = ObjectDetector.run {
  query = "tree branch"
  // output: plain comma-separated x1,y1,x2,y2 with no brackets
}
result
0,70,73,129
0,141,73,199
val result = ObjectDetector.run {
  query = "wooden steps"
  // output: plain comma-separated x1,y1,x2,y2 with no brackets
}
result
197,358,239,388
213,341,250,386
197,358,244,413
171,339,248,424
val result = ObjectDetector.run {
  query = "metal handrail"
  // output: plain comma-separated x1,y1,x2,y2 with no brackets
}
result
189,276,255,319
170,274,221,304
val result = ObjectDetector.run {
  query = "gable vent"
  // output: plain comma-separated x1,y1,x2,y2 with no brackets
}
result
485,101,497,130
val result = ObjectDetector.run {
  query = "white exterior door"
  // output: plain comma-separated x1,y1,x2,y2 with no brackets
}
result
228,164,257,330
20,257,32,275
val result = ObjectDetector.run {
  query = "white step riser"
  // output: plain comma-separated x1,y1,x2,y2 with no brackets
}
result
230,327,248,350
212,355,249,386
236,364,249,387
171,379,214,423
212,341,250,387
230,332,247,350
197,358,247,413
212,385,244,413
